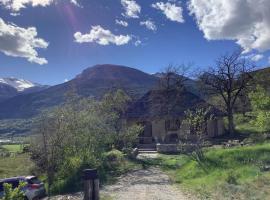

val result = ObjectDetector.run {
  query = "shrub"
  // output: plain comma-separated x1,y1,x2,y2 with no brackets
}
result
0,182,26,200
104,149,124,166
225,171,239,185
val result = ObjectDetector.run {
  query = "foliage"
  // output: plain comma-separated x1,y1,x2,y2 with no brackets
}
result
120,125,143,149
0,182,26,200
249,86,270,132
184,108,213,166
30,90,141,195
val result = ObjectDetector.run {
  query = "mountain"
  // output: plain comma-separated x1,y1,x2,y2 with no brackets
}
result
0,83,18,102
0,78,39,92
249,67,270,91
0,64,159,119
0,78,49,102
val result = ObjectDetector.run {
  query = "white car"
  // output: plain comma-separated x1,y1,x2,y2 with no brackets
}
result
0,176,46,200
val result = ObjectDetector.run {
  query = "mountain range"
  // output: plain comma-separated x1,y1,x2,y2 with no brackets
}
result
0,78,49,102
0,64,269,135
0,65,161,119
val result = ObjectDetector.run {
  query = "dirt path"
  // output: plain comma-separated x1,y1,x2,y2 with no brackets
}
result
46,167,193,200
101,167,192,200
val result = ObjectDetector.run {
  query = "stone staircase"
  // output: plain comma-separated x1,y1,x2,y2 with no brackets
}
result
137,143,157,154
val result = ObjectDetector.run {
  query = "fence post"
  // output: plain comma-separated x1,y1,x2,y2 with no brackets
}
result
83,169,99,200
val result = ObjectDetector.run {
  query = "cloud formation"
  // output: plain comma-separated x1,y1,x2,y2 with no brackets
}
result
188,0,270,53
121,0,141,18
115,19,129,27
140,20,157,31
0,0,80,12
152,2,184,23
245,54,264,62
74,25,131,46
0,18,48,65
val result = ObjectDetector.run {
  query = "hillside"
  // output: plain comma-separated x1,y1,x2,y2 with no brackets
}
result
0,83,18,102
250,67,270,91
0,64,158,120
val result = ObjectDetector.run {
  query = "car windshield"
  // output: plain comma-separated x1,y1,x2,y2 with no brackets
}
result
28,177,41,184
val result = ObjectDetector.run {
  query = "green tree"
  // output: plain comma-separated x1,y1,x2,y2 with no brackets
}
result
184,107,213,167
249,86,270,132
30,89,141,194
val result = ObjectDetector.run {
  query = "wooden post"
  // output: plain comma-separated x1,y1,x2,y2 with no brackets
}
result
83,169,99,200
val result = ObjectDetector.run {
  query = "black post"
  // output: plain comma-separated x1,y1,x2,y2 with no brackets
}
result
83,169,99,200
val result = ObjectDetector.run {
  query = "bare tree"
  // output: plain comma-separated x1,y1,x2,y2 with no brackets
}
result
155,64,192,117
158,64,191,91
200,50,254,137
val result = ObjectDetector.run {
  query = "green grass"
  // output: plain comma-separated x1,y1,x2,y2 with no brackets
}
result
144,143,270,200
0,153,34,178
2,144,22,153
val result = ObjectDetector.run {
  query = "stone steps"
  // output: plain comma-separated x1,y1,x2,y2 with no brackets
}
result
137,143,156,149
138,150,157,154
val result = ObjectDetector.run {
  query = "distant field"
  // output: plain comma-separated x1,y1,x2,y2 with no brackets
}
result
0,153,34,178
2,144,22,153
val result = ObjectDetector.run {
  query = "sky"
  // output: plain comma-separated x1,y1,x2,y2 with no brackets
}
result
0,0,270,85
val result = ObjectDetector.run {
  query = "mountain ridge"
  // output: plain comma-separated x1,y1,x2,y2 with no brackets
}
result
0,64,159,119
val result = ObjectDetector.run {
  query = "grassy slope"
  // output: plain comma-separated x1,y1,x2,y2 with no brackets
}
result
144,143,270,200
0,143,33,179
2,144,22,153
0,153,34,178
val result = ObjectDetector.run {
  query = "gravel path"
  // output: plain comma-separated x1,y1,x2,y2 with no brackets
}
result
45,167,193,200
102,167,192,200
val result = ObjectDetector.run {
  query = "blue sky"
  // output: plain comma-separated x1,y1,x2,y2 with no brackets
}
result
0,0,270,85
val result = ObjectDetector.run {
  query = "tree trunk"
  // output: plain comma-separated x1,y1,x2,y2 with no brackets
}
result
227,109,235,137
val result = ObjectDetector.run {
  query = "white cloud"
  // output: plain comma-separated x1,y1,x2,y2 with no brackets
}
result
70,0,80,7
121,0,141,18
134,39,141,46
245,54,264,62
251,54,264,62
188,0,270,53
0,18,48,65
152,2,184,23
0,0,80,12
74,25,131,46
115,19,129,27
140,20,157,31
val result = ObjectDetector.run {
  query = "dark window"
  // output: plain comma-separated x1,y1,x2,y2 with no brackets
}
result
27,177,41,184
165,119,180,131
0,183,3,192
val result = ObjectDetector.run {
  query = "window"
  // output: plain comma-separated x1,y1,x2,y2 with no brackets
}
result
165,119,180,131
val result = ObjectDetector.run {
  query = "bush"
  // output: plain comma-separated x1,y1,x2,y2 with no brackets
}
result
225,171,239,185
105,149,124,161
0,182,26,200
249,86,270,132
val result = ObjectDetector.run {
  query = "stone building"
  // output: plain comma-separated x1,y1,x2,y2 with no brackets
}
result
125,89,225,145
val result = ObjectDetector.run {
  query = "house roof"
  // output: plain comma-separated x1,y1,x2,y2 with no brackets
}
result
125,88,223,120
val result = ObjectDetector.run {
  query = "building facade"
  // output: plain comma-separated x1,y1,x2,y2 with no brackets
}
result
125,89,225,145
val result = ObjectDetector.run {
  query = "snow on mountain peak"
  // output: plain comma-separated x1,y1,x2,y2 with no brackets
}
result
0,78,39,92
